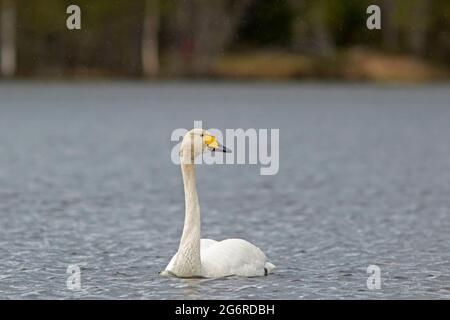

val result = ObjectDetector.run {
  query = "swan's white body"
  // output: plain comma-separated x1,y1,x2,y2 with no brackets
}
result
163,129,275,278
166,238,275,278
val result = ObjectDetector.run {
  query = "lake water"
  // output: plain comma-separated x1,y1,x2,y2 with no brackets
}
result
0,82,449,299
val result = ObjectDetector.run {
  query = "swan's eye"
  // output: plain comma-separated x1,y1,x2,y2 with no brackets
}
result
200,133,204,137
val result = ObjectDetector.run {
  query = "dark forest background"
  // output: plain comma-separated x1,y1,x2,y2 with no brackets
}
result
1,0,449,81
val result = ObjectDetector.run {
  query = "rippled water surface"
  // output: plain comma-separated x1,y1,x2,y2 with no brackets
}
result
0,82,450,299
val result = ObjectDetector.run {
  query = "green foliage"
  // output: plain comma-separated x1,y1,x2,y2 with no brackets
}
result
2,0,450,77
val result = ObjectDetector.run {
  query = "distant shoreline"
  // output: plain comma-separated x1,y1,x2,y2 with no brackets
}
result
212,49,449,83
3,49,449,84
5,49,448,84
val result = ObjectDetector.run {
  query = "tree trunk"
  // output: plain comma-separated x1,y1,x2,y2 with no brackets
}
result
165,0,251,77
381,0,399,51
289,0,307,52
310,0,334,57
289,0,334,56
141,0,159,78
0,0,16,77
408,0,428,56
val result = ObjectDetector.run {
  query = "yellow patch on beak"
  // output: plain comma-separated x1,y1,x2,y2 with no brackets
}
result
203,134,219,149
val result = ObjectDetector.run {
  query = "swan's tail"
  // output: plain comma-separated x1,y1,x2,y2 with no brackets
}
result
264,262,276,275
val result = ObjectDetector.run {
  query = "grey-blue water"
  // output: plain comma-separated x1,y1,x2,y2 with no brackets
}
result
0,82,449,299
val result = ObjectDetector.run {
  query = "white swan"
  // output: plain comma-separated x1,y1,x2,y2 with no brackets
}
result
162,128,275,278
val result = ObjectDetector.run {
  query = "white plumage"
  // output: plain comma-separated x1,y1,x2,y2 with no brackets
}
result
165,238,275,278
162,129,275,278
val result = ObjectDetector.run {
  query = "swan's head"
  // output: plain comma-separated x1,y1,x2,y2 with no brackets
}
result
180,128,231,162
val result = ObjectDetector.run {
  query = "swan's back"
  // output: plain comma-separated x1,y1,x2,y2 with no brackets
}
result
201,238,274,278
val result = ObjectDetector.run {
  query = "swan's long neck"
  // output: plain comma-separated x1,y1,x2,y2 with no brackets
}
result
171,161,202,277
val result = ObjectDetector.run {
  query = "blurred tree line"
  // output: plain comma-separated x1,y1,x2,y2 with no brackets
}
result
0,0,449,79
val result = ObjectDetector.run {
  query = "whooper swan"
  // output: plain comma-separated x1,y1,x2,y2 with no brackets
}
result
162,129,275,278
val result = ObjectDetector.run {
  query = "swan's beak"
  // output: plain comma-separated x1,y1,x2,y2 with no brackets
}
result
204,134,231,153
214,142,232,153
